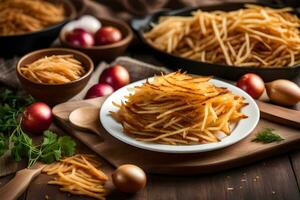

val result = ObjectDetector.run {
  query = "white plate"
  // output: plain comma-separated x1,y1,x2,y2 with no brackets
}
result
100,78,260,153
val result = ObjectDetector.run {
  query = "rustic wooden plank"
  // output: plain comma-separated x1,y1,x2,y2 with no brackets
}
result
25,136,115,200
18,127,300,200
24,154,300,200
289,151,300,191
109,155,300,200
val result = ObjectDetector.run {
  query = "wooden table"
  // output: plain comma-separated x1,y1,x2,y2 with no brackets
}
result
1,42,300,200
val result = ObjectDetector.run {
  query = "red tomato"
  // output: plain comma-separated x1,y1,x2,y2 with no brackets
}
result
99,64,130,90
236,73,265,99
21,102,52,134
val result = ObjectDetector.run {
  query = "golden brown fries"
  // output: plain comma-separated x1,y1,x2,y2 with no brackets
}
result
111,72,247,145
20,55,85,84
0,0,65,36
43,154,108,200
144,4,300,68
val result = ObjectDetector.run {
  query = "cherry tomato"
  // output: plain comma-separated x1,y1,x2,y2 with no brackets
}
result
236,73,265,99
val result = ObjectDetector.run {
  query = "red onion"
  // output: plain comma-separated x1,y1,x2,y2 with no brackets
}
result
99,64,130,90
21,102,52,135
65,28,95,47
94,26,122,45
85,83,114,99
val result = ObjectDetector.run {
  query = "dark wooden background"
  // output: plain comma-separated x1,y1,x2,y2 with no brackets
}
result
0,42,300,200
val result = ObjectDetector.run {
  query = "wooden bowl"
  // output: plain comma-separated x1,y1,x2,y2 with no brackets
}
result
59,17,133,63
0,0,77,57
16,48,94,106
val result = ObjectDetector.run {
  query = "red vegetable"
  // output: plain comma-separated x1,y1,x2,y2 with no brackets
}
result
236,73,265,99
99,64,130,90
65,28,94,47
85,83,114,99
21,102,52,134
94,26,122,45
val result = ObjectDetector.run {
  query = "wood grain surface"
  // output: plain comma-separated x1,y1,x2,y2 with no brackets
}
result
52,95,300,175
1,44,300,200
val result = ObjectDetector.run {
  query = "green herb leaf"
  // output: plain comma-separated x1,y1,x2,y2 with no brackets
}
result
41,130,58,146
0,89,76,167
10,129,76,167
0,89,34,134
39,130,76,165
58,136,76,156
0,134,9,156
252,128,284,143
40,149,62,164
11,126,37,162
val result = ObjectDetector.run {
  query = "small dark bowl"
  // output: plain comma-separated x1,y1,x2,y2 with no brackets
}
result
0,0,76,57
59,17,133,63
16,48,94,106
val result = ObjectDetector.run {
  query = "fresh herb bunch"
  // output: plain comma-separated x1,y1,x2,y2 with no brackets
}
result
0,133,8,156
0,89,34,134
11,129,76,167
0,89,76,167
252,128,284,143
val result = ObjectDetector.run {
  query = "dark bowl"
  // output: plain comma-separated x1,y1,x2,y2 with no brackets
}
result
59,17,133,64
131,2,300,81
16,48,94,106
0,0,77,57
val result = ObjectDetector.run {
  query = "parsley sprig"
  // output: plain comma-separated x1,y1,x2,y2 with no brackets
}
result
11,129,76,167
252,128,284,143
0,89,34,134
0,89,76,167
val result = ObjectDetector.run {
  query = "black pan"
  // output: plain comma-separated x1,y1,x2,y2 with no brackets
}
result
0,0,77,57
131,2,300,81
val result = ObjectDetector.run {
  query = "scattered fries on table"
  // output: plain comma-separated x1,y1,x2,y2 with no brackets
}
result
43,154,108,200
111,71,248,145
144,4,300,68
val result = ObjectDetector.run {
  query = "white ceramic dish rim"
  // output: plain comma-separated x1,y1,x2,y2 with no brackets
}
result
100,78,260,153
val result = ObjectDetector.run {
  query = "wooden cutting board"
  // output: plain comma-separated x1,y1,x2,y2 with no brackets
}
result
53,97,300,175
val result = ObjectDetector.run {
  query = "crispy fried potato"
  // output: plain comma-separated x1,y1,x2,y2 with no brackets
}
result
144,5,300,68
43,154,107,200
20,55,85,84
111,71,247,145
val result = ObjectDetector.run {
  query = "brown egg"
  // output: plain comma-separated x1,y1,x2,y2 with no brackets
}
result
112,164,147,193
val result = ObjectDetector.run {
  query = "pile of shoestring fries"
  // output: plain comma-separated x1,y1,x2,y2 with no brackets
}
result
43,154,108,200
144,4,300,68
111,72,247,145
0,0,65,36
20,55,85,84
